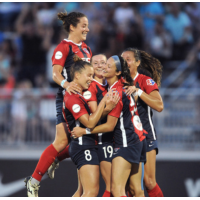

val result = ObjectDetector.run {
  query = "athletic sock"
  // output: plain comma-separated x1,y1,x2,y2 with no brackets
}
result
147,183,164,197
32,144,58,182
57,145,70,162
102,190,112,197
127,192,132,197
30,177,40,185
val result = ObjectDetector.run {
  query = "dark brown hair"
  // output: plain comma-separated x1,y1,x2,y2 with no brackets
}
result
123,48,163,87
57,11,86,33
114,56,133,86
70,55,92,80
90,54,107,64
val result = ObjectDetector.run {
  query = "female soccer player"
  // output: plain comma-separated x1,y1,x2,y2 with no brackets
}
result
122,48,164,197
24,11,93,197
62,55,119,197
72,55,147,197
84,54,113,197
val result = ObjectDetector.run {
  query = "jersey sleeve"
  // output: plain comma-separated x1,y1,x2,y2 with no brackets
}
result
65,96,88,120
108,100,123,118
142,76,159,94
52,42,69,67
87,84,97,102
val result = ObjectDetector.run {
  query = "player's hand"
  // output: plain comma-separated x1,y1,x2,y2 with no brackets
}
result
71,127,86,138
105,89,120,112
66,82,81,95
124,85,137,96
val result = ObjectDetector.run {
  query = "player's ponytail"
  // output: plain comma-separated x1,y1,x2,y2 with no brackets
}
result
111,55,133,86
57,11,86,33
70,55,92,80
123,48,163,87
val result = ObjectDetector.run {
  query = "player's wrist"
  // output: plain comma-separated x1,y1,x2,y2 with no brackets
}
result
85,128,91,134
61,79,66,88
138,89,143,97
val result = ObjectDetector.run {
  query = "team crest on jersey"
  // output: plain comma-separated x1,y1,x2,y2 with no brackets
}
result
83,48,89,54
133,115,143,131
146,79,155,86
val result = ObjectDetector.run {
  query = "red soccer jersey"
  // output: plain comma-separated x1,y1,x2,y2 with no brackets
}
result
107,79,145,148
63,92,96,145
134,73,159,94
134,72,159,141
52,39,92,95
83,79,107,104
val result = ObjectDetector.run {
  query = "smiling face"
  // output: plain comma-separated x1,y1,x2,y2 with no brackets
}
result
70,17,89,42
121,51,140,75
76,65,94,90
103,57,121,79
91,54,107,78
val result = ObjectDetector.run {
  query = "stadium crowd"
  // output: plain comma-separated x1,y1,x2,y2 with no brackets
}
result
0,2,200,90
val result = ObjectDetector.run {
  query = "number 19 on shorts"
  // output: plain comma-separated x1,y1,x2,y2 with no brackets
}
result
103,146,113,158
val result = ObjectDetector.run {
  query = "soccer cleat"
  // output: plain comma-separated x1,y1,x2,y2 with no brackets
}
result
47,161,59,179
24,176,40,197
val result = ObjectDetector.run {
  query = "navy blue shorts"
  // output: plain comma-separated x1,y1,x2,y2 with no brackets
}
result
56,92,66,125
69,142,99,170
146,140,158,155
98,143,114,163
112,140,146,164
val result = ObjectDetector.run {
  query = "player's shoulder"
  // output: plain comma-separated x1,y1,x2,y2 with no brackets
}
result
64,92,78,103
138,74,156,85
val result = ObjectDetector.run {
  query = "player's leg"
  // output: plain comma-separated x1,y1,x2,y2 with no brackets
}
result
100,161,112,197
25,122,69,197
111,156,132,197
79,165,100,197
144,149,163,197
72,169,83,197
128,162,145,197
47,145,70,179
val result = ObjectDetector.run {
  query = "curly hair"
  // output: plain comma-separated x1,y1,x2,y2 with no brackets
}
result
123,48,163,87
57,11,86,33
70,55,92,80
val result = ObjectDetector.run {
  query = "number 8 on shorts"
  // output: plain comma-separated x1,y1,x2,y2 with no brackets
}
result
84,150,92,161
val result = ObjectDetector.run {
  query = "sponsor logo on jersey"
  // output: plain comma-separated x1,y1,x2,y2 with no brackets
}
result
55,51,63,59
146,79,155,86
83,48,89,54
83,91,92,100
72,104,81,113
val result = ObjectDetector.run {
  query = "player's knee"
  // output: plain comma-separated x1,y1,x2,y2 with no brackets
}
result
144,176,156,190
129,183,143,197
53,138,68,152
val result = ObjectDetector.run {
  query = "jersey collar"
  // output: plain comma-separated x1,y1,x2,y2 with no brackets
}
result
133,72,139,80
93,78,107,86
108,80,119,91
64,39,82,46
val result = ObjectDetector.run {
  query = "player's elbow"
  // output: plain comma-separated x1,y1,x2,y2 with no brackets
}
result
157,101,164,112
52,72,57,82
107,124,115,132
87,124,96,129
